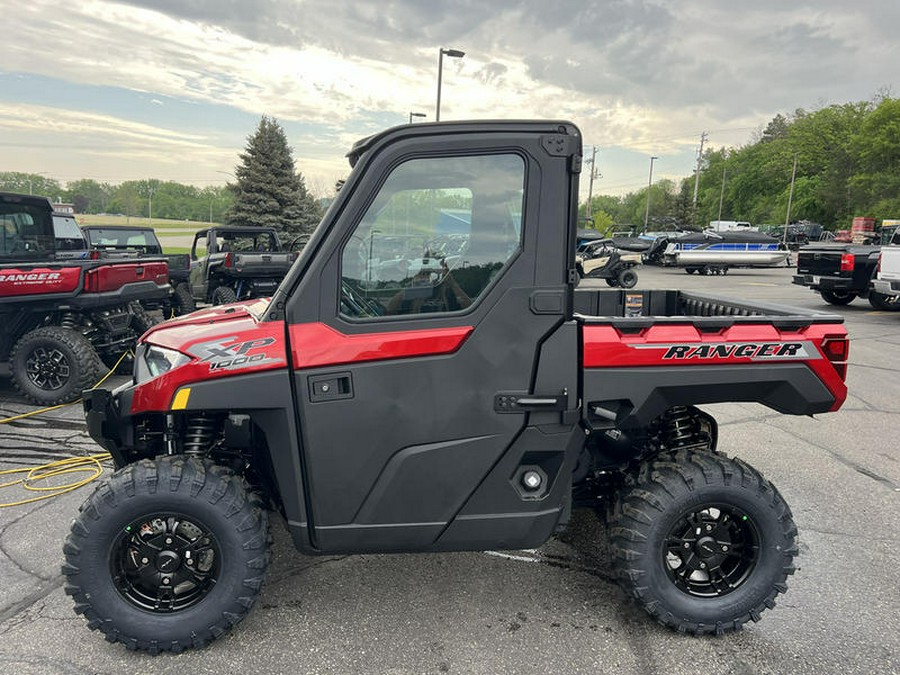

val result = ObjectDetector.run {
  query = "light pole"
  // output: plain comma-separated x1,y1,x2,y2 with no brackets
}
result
27,172,46,195
642,156,658,234
585,146,600,227
435,48,465,122
409,112,426,124
783,154,798,247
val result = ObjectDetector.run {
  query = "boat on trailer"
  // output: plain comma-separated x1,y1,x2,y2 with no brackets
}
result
657,231,791,274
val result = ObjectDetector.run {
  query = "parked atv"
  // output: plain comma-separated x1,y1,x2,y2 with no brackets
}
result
188,226,296,305
0,192,169,405
575,239,641,287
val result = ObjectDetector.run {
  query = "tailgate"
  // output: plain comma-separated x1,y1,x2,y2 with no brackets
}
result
796,249,845,276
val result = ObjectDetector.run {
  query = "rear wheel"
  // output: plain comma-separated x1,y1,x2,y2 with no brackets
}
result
63,456,271,654
617,268,638,289
608,449,797,635
867,291,900,311
211,285,238,305
820,290,856,305
10,326,104,405
605,278,619,287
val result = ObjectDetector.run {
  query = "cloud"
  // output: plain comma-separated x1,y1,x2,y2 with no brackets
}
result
1,0,898,194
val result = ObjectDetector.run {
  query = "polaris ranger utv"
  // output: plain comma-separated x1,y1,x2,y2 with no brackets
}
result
0,193,169,405
68,121,849,653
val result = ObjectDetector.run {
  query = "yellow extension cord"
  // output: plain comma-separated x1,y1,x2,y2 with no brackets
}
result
0,350,133,507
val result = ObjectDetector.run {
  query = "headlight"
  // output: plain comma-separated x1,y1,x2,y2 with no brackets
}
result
135,344,191,383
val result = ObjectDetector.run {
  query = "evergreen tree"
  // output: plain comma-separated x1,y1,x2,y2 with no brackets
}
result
225,116,323,239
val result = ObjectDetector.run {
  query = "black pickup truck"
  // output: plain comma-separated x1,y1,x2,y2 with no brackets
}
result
188,226,296,305
82,225,194,315
792,242,893,308
69,121,849,654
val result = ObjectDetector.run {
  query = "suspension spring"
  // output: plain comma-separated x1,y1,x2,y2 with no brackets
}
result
59,312,79,330
183,415,217,456
661,406,699,449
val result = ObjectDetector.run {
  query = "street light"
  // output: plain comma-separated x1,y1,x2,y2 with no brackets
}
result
409,112,426,124
27,172,46,195
642,156,658,234
435,47,465,122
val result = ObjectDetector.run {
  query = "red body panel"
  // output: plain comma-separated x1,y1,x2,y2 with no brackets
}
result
582,322,849,410
132,312,288,413
132,301,473,412
288,322,474,369
84,261,168,292
0,267,81,296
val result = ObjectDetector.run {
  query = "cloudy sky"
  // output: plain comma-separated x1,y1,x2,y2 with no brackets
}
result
1,1,897,198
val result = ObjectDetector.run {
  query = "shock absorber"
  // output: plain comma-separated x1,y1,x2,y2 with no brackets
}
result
183,414,217,456
59,311,78,330
660,406,699,449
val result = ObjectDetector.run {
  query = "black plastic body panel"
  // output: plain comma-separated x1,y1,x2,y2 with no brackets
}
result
583,363,836,430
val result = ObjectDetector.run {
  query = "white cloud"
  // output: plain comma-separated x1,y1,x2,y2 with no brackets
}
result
1,0,897,194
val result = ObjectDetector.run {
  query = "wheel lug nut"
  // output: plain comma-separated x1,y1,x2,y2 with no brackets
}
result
699,562,706,569
165,538,172,544
141,558,149,564
705,525,712,532
722,545,728,552
163,578,170,585
683,542,690,549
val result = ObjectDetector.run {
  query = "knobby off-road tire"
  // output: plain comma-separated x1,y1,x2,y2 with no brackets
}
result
211,285,238,305
820,289,856,305
867,290,900,311
608,449,798,635
62,456,271,654
10,326,104,405
172,282,197,316
617,268,638,289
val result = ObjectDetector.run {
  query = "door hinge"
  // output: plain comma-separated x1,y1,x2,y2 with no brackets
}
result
567,267,580,284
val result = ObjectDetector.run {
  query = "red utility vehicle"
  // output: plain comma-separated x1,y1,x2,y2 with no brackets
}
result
68,121,848,653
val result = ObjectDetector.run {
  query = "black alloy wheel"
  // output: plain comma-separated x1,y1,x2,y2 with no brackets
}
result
10,326,103,405
25,344,71,392
608,449,798,635
111,513,222,613
663,504,759,598
63,456,271,654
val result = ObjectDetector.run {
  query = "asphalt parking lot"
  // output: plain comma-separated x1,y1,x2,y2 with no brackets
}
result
1,264,898,675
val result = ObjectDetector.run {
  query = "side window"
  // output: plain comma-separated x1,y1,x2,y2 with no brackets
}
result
340,154,525,319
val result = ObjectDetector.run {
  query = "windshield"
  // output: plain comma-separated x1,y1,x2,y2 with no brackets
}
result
85,228,160,252
53,215,87,251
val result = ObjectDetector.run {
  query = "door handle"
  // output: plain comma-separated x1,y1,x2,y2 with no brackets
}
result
309,372,354,402
494,392,567,412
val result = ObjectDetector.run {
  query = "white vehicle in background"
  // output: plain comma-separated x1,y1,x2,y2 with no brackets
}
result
871,228,900,310
709,220,756,232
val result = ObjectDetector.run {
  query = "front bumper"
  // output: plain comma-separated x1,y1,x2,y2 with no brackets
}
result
83,385,134,467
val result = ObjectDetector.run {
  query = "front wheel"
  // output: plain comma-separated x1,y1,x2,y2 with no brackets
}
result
10,326,104,405
820,289,856,305
63,457,271,654
608,449,797,635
